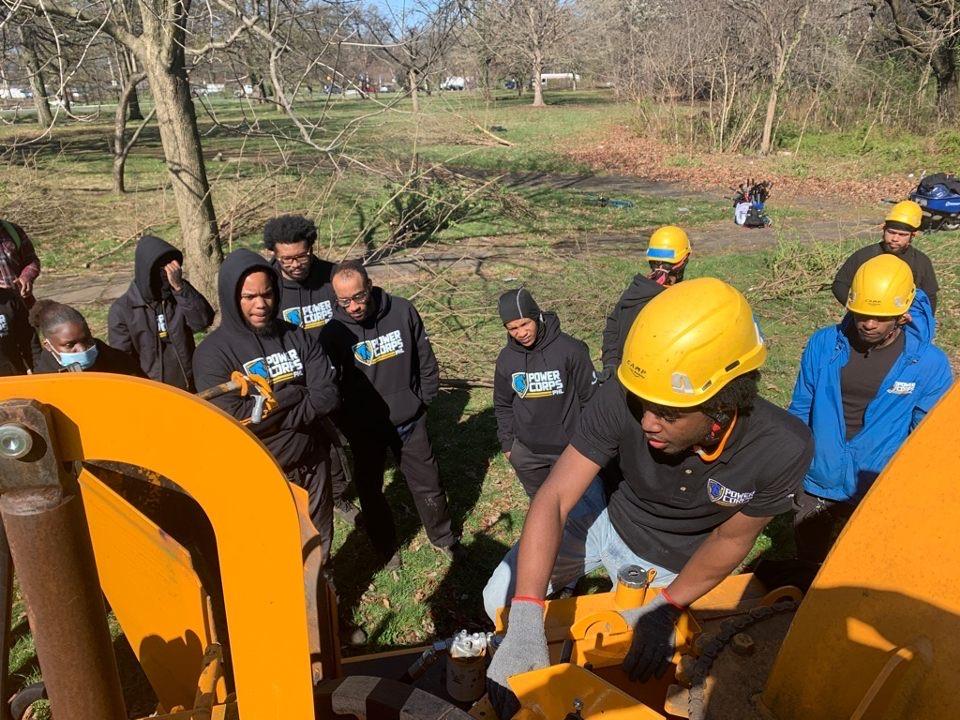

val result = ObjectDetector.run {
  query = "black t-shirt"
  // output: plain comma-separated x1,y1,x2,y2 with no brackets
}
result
571,379,813,572
840,327,905,440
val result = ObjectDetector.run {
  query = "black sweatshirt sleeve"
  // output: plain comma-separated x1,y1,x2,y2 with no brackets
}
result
13,298,36,371
412,305,440,405
107,302,136,356
600,299,624,370
920,254,938,314
493,354,515,452
173,280,216,332
832,250,865,306
570,339,597,409
275,334,340,431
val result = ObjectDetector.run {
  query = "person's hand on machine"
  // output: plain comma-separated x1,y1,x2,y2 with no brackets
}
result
486,598,549,719
620,590,684,682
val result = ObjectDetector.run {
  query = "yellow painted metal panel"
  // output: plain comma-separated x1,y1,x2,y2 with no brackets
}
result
0,374,315,720
79,469,211,712
763,381,960,719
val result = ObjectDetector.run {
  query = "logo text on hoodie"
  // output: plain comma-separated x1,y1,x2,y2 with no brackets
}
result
157,312,168,339
511,370,564,399
283,302,333,330
0,314,8,337
353,330,404,366
242,349,304,384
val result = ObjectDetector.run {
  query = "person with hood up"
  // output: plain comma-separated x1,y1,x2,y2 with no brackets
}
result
789,253,952,569
600,225,692,377
193,249,340,563
320,260,458,568
0,285,39,375
109,235,215,391
494,288,597,498
263,214,361,527
32,300,142,375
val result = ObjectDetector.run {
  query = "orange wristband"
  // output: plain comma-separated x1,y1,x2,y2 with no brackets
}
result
661,587,685,611
512,595,546,608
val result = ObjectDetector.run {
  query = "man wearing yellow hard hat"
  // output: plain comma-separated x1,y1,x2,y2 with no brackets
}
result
832,200,939,313
600,225,691,377
483,279,813,717
788,254,951,572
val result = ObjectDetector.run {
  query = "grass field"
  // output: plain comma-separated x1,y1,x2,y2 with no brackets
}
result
2,87,959,712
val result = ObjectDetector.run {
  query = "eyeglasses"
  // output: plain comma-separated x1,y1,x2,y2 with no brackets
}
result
275,252,312,266
336,290,370,308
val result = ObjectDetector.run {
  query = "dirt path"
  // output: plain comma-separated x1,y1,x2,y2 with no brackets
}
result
34,172,883,305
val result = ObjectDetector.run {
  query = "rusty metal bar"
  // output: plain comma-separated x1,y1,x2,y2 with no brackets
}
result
0,399,126,720
0,518,14,720
0,489,127,720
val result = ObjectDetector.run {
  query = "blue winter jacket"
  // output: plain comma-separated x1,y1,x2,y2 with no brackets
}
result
788,290,953,502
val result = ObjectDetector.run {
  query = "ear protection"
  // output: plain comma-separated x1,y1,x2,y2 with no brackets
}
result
703,409,732,444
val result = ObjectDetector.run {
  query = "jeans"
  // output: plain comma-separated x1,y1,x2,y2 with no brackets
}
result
482,481,678,621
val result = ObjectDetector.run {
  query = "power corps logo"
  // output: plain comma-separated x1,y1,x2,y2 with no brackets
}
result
283,301,333,330
353,330,404,366
242,349,305,385
511,370,565,399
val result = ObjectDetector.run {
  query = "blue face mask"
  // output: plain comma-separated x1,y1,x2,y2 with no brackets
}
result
56,343,99,370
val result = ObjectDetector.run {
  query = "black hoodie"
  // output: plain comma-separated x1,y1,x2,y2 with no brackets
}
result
272,255,337,334
601,274,664,371
494,312,596,455
108,236,215,390
321,287,439,430
0,287,38,375
193,249,339,471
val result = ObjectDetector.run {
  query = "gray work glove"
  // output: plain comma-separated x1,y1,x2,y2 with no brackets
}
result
620,593,682,682
486,599,549,719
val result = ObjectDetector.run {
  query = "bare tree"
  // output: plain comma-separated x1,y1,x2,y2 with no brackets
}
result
17,21,53,127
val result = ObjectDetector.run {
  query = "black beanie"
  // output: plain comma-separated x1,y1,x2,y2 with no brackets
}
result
498,288,540,324
884,220,918,233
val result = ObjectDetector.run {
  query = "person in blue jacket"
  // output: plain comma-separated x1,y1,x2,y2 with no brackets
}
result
788,253,952,567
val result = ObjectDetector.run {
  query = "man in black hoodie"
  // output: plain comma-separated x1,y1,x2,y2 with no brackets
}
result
494,289,596,497
321,260,458,566
109,235,215,391
601,225,692,377
193,249,340,563
263,215,361,526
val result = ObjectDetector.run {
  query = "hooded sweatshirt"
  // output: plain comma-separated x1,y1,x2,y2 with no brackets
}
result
321,287,439,430
601,274,664,371
494,312,597,455
109,236,215,390
193,249,339,471
0,287,38,375
272,255,337,335
788,289,952,502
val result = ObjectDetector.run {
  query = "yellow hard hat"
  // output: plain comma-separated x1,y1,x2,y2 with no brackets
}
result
646,226,691,264
846,254,915,317
885,201,923,231
617,278,766,407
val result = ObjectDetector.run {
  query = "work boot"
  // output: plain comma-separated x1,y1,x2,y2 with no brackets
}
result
383,550,403,571
334,499,363,527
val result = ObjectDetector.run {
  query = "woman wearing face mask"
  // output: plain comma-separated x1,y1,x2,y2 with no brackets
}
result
30,300,142,375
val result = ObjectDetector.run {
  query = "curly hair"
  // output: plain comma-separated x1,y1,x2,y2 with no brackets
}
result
29,299,90,337
262,214,318,251
640,371,760,422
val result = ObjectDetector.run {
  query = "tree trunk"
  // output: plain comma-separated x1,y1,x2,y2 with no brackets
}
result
113,72,148,193
141,58,222,300
760,83,778,154
531,53,545,107
19,26,53,127
408,68,420,112
120,49,145,120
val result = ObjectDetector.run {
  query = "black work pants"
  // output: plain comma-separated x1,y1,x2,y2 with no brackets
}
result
328,441,350,505
793,490,856,566
287,444,334,565
508,440,560,499
348,415,456,558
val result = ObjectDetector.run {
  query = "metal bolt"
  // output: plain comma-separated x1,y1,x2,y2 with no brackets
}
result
0,423,32,459
573,698,583,713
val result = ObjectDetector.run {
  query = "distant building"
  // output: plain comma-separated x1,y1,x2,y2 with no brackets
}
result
539,73,580,90
0,87,29,100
